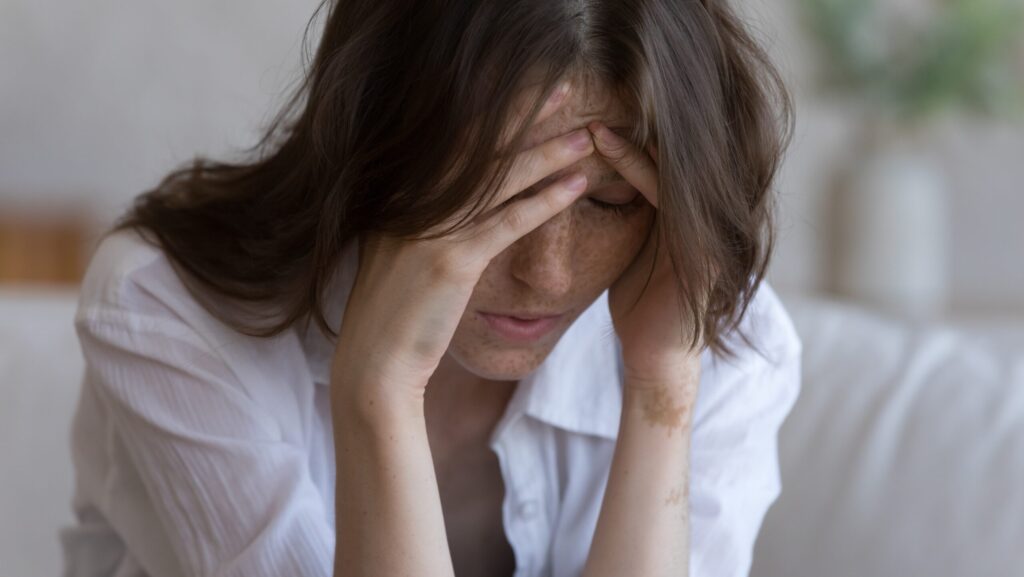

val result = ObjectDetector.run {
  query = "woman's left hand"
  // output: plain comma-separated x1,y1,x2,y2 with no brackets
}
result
587,121,705,392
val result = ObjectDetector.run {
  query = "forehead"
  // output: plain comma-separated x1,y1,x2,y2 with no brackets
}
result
522,75,633,149
518,75,635,191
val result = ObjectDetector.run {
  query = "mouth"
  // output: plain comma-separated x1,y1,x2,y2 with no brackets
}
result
483,311,565,321
478,310,567,343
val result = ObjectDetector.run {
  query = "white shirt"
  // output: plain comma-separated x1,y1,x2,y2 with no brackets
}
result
61,227,802,577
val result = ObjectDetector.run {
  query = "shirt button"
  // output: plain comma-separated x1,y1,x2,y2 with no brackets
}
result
516,499,539,520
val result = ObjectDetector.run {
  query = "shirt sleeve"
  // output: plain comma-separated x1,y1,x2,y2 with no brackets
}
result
76,316,334,577
687,346,802,577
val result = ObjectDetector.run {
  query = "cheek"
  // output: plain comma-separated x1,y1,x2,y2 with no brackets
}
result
573,206,654,286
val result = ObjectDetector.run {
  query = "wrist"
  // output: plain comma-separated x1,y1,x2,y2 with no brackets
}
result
331,373,426,436
623,357,700,394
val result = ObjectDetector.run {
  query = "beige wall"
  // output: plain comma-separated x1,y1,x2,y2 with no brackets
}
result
0,0,321,216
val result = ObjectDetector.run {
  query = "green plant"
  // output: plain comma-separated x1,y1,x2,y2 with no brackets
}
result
798,0,1024,125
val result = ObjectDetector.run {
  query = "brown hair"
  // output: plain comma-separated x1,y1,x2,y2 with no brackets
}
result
111,0,794,362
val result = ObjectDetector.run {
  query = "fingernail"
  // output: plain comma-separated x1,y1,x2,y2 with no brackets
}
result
567,129,593,151
564,172,588,192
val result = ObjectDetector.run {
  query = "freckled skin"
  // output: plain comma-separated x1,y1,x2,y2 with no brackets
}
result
441,74,656,385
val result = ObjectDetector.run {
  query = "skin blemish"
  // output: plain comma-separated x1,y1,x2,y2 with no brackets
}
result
665,483,689,521
640,384,693,437
664,485,686,506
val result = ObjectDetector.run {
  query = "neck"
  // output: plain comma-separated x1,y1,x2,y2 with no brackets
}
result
424,352,518,448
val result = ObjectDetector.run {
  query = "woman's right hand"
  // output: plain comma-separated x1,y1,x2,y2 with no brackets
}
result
330,82,594,409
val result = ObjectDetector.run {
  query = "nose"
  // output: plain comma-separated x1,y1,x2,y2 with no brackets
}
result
508,209,575,297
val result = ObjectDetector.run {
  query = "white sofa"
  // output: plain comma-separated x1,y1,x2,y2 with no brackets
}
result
2,288,1022,577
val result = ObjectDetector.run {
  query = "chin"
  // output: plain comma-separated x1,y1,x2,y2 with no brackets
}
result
446,337,556,383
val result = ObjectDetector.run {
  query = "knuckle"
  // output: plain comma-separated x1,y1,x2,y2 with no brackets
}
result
539,186,566,213
623,150,650,171
537,146,558,172
604,141,631,162
428,244,482,284
503,204,527,231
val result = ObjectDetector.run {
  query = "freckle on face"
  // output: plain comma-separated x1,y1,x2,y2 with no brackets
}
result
442,75,656,384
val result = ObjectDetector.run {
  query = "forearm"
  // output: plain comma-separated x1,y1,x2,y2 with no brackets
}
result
331,384,455,577
582,379,696,577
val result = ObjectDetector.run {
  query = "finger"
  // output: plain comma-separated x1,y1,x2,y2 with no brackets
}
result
498,79,573,150
480,127,595,214
476,171,589,259
587,121,660,209
648,142,659,163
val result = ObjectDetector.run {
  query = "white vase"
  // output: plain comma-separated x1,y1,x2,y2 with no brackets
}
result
834,134,950,319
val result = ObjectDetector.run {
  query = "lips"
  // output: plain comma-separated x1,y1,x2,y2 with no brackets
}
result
486,311,563,321
478,311,566,343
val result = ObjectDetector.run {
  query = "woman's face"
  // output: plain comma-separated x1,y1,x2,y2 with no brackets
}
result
444,76,656,383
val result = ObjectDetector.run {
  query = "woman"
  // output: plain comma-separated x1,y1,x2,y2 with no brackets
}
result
61,0,800,576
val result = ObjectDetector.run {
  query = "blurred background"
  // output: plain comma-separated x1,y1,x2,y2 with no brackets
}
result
1,1,1022,576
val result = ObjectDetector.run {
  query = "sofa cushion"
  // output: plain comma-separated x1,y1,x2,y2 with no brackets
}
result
0,288,82,577
753,296,1024,577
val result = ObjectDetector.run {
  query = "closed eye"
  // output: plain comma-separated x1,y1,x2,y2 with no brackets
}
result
586,193,642,216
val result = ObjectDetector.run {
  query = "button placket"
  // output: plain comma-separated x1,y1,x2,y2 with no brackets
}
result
514,419,555,577
495,416,556,577
492,419,530,576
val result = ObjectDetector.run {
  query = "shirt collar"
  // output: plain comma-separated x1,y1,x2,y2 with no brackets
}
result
299,236,626,441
